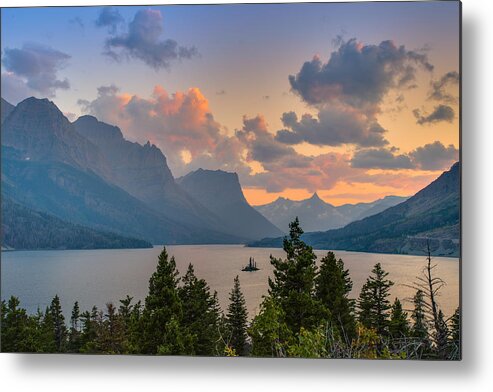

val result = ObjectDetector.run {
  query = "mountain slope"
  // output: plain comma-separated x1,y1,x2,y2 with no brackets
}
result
73,115,235,237
251,163,460,256
1,197,152,250
1,146,242,245
177,169,283,241
1,98,14,124
2,97,111,179
254,193,407,233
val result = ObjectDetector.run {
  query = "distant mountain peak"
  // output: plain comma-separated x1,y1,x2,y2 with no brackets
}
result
309,192,323,202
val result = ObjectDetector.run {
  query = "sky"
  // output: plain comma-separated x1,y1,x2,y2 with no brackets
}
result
1,2,460,206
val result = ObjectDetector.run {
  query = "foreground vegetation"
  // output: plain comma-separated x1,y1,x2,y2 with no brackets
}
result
1,219,460,359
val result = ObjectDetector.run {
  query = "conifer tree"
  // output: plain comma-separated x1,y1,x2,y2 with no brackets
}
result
269,218,327,332
140,247,192,354
226,275,248,355
411,290,429,338
357,263,394,336
434,309,449,359
450,307,460,344
1,297,30,352
388,298,409,338
315,252,356,341
79,306,99,353
49,295,66,352
449,307,460,359
179,263,222,355
68,301,81,352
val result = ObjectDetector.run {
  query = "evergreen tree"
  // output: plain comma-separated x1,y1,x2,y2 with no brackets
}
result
102,302,123,353
450,307,460,344
411,290,429,338
49,295,66,352
226,275,248,355
268,218,328,332
179,263,222,355
388,298,409,338
315,252,356,341
140,247,193,354
1,297,32,352
68,301,81,352
357,263,394,336
79,306,99,353
449,307,460,359
434,309,449,359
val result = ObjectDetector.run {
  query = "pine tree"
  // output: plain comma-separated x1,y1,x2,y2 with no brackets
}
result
450,307,460,343
226,275,248,355
269,218,327,332
49,295,66,352
388,298,409,338
411,290,428,336
357,263,394,336
79,306,99,353
449,307,460,359
140,247,193,354
68,301,81,352
1,297,31,352
434,309,449,359
179,263,222,355
315,252,356,341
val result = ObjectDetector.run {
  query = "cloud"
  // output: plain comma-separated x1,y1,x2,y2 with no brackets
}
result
95,6,124,33
235,115,361,193
1,72,33,104
351,148,414,169
413,104,455,125
277,38,434,150
429,71,459,103
409,141,459,170
350,141,459,171
78,85,454,197
289,38,433,110
102,9,197,70
275,106,388,147
78,84,245,176
2,43,70,97
236,115,304,166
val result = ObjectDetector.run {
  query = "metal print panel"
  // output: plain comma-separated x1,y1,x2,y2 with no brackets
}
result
0,1,461,359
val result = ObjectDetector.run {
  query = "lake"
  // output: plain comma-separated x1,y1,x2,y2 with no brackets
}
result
1,245,460,319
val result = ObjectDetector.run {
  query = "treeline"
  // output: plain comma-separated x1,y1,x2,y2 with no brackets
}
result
1,197,152,250
1,219,460,359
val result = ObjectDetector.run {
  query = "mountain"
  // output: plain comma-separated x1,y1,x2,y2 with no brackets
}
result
1,146,240,245
1,98,243,245
73,115,252,239
2,97,111,179
250,163,460,257
1,98,14,124
254,193,408,233
177,169,283,241
2,197,152,250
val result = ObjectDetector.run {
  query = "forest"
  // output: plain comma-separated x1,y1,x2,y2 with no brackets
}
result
1,219,460,359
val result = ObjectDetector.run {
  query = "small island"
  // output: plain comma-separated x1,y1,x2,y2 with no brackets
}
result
242,257,259,272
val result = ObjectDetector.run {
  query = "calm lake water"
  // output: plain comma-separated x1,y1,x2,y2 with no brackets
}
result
1,245,460,319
